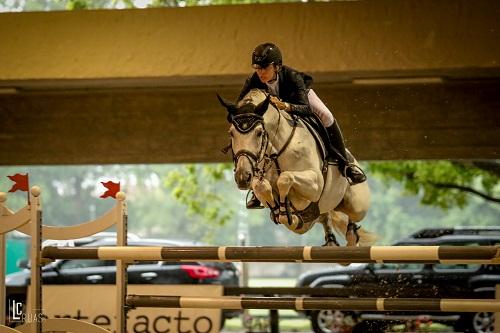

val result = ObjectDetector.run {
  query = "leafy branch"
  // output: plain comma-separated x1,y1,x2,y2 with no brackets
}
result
368,161,500,210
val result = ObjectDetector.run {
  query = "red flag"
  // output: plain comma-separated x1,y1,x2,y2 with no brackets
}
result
7,173,29,192
100,181,120,199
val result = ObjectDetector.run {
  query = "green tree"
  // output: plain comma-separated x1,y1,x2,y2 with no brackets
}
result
0,0,300,11
162,159,500,246
368,160,500,209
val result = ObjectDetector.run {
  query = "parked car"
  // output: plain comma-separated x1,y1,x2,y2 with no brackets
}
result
296,227,500,333
6,237,240,328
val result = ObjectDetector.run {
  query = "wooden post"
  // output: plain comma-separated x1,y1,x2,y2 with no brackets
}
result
269,309,279,333
0,235,5,327
29,187,42,333
496,285,499,333
0,192,7,326
115,192,127,333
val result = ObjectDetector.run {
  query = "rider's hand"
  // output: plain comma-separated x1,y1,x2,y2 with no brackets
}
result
270,96,290,111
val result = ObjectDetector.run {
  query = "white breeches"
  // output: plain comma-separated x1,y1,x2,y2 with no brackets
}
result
307,89,334,127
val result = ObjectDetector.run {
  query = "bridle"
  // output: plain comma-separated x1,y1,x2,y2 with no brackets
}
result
230,113,270,178
228,107,298,180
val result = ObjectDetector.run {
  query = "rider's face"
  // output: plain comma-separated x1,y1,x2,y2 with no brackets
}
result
254,64,277,83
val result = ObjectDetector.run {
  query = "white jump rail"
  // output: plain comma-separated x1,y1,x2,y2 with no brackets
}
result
41,245,500,264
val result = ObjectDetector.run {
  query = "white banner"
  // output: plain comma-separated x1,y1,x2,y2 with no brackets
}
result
33,285,222,333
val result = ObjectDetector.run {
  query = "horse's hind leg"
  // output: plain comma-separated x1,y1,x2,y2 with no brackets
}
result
319,213,339,246
335,182,377,246
345,221,361,247
327,209,374,247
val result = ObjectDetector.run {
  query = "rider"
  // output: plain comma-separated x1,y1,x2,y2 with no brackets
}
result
237,42,367,209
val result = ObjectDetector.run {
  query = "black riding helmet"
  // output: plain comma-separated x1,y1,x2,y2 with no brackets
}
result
252,43,282,68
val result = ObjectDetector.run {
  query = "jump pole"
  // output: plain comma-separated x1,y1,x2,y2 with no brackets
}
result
126,295,500,313
42,245,500,264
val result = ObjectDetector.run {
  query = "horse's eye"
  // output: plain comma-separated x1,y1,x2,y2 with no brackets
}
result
256,129,263,137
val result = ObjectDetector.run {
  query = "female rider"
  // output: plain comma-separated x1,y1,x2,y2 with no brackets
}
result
237,43,366,209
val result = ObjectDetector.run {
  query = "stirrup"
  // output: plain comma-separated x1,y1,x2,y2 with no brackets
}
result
343,164,367,185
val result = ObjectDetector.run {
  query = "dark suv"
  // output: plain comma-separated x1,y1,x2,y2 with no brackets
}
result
6,237,240,327
296,227,500,333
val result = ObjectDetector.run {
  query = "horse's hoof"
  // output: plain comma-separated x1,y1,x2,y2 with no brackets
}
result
323,232,339,247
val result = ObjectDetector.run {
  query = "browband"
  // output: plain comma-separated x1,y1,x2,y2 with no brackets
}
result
231,113,263,133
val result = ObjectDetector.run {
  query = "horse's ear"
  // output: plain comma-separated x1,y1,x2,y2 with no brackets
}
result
254,95,270,116
217,94,237,112
216,93,238,122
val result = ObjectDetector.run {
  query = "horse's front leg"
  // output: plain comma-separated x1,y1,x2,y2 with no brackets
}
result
251,178,276,208
251,178,280,223
276,169,324,206
276,169,324,227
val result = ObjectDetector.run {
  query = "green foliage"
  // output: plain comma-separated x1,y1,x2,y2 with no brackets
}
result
367,161,500,210
1,162,498,252
54,0,125,10
164,164,235,240
163,160,500,246
0,0,301,12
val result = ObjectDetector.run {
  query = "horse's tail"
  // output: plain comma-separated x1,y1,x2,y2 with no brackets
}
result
356,226,378,246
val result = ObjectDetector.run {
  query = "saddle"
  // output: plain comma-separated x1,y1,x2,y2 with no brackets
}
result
299,116,328,162
297,113,355,166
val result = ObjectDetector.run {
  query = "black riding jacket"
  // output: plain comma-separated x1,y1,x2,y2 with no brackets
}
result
237,65,313,115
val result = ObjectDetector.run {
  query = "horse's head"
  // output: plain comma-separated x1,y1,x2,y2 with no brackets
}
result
218,90,271,190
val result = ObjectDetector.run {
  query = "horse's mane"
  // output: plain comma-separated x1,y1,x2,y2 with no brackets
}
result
237,89,267,108
237,89,292,121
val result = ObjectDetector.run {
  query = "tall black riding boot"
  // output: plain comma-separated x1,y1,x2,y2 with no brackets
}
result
326,121,367,184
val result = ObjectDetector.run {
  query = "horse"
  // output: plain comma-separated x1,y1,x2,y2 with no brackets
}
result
218,88,376,246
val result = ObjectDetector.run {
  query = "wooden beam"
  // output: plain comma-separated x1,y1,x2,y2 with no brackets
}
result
1,80,498,165
1,1,499,84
